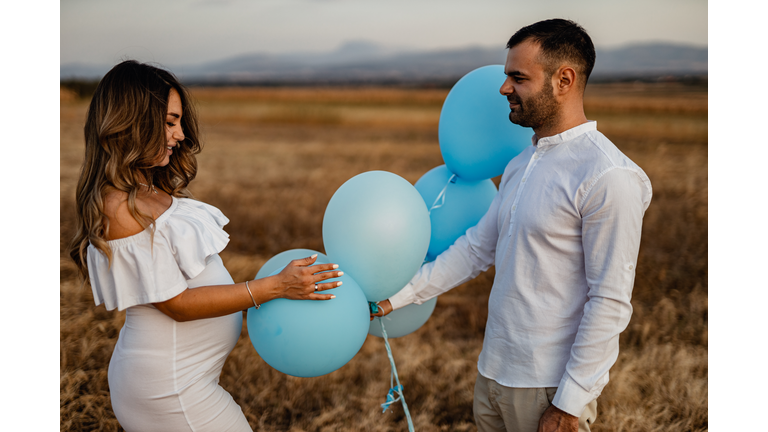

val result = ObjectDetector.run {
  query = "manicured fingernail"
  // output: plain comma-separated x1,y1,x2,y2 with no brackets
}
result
311,254,318,259
337,271,344,276
332,264,339,269
337,281,343,286
330,295,336,299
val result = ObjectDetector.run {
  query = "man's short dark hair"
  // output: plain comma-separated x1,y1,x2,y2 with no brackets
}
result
507,19,596,88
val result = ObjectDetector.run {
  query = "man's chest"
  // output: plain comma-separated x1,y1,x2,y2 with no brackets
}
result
495,156,585,240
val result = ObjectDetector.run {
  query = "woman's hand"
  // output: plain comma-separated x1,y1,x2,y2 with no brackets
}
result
369,299,393,321
274,254,343,301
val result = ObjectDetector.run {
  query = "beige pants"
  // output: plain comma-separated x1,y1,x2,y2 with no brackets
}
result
473,373,597,432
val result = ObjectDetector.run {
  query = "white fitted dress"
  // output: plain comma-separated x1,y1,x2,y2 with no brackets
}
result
87,197,252,432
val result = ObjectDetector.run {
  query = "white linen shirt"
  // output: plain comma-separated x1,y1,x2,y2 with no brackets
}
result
389,121,652,417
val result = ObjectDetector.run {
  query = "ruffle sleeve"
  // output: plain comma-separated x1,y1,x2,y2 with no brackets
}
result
86,197,230,311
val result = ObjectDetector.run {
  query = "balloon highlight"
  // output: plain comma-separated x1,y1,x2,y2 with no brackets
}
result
322,171,431,302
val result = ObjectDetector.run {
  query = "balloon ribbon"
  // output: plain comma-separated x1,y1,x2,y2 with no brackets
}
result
427,174,457,215
373,312,415,431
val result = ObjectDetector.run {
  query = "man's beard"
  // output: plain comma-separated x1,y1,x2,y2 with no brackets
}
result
507,81,559,129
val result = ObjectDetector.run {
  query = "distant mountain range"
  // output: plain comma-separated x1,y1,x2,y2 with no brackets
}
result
61,41,707,85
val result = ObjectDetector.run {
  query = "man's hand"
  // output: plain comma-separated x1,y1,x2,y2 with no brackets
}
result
369,299,393,321
537,404,578,432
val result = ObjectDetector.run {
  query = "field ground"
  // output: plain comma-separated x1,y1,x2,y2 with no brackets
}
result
60,82,707,431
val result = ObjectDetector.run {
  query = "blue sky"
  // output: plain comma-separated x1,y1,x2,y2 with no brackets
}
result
61,0,708,66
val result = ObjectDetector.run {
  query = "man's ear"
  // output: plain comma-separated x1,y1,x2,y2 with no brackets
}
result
554,66,577,95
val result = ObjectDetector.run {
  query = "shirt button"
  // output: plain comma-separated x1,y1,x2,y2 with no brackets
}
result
522,178,527,183
512,205,517,211
628,264,634,270
533,154,539,159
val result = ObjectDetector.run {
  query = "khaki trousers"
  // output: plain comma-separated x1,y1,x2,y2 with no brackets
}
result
473,373,597,432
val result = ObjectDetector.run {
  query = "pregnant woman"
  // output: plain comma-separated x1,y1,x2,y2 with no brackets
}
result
68,60,343,431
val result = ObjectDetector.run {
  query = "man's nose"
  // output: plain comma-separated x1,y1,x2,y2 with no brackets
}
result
500,78,514,96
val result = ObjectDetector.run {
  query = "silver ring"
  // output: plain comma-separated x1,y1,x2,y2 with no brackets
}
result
314,284,318,291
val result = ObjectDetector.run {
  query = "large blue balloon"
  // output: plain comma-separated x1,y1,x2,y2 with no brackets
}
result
439,65,532,181
415,165,498,262
255,249,330,279
323,171,431,302
247,260,369,378
369,297,438,339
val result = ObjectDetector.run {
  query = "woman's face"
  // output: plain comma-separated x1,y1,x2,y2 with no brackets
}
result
155,88,185,167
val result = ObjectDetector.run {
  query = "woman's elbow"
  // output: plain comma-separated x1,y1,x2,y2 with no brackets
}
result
153,291,194,322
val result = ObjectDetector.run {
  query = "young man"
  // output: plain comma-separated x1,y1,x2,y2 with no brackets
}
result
373,19,652,432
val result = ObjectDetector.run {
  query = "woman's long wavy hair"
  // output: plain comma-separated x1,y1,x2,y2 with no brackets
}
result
69,60,202,285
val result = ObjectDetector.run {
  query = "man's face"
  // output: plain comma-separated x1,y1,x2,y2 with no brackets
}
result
499,40,559,130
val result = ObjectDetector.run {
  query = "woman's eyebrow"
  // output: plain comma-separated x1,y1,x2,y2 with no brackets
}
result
167,113,180,119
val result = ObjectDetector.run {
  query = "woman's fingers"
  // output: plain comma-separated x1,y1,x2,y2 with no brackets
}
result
278,257,347,300
314,270,344,282
307,292,336,301
309,262,340,273
291,254,318,267
314,280,342,291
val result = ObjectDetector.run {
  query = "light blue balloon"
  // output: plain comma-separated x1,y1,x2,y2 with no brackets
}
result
415,165,498,262
323,171,431,302
369,297,438,339
247,262,370,378
439,65,532,181
255,249,330,279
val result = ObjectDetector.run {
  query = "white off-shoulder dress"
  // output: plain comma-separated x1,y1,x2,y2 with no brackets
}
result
87,197,252,432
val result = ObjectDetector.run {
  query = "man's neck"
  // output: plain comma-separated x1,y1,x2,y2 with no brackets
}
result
533,97,588,139
533,112,588,139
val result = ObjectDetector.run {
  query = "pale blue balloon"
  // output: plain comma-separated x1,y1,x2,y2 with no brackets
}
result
255,249,330,279
323,171,431,302
415,165,498,262
439,65,532,181
369,297,438,339
247,262,370,378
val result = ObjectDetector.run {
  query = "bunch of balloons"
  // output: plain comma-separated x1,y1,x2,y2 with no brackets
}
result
246,65,532,378
417,65,532,260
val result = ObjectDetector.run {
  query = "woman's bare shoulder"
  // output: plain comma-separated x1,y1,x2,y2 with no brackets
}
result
103,189,145,240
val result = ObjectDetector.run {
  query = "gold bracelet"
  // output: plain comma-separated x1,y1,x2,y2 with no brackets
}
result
244,280,260,309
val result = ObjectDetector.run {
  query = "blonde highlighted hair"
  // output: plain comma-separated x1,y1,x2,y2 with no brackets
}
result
69,60,202,285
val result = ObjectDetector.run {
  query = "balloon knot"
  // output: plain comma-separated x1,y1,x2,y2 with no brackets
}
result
381,385,404,413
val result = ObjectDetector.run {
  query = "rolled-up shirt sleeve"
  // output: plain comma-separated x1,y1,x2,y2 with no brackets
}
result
552,167,652,416
389,181,502,310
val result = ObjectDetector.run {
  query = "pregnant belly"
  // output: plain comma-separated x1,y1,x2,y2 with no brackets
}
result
110,306,243,398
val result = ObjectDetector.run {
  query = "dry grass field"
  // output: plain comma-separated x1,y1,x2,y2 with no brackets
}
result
60,81,707,431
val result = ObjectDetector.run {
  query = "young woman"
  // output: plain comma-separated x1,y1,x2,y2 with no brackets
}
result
68,60,343,431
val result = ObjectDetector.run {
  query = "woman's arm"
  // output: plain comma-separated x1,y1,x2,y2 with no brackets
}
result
103,190,343,322
154,255,343,322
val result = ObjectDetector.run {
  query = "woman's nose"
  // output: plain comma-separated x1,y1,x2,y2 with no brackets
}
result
172,127,185,142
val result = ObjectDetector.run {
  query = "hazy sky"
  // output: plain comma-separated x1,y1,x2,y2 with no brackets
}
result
61,0,708,66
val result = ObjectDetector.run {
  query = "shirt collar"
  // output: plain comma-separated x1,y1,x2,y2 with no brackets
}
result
531,121,597,148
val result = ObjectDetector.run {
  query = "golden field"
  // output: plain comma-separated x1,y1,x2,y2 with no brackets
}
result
60,81,708,431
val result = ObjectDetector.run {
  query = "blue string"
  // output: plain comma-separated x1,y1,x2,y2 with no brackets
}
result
427,174,457,215
377,317,415,432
